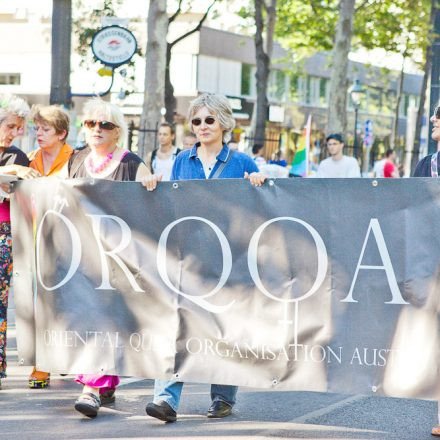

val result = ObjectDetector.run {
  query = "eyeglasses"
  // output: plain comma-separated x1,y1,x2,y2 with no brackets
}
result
83,120,118,130
191,116,216,126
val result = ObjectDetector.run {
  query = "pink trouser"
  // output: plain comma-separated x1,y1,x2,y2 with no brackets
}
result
75,374,120,394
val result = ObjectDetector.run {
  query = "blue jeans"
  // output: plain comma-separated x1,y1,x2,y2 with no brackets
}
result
153,379,238,412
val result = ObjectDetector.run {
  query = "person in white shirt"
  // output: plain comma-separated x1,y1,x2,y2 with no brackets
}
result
252,144,267,170
316,133,361,178
373,155,386,178
146,123,181,181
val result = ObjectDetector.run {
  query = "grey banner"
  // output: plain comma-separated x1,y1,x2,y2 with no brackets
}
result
10,177,440,399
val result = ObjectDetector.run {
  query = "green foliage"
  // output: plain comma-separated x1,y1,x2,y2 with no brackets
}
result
354,0,432,64
276,0,338,55
275,0,432,65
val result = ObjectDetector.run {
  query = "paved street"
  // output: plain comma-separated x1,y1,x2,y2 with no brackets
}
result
1,304,438,440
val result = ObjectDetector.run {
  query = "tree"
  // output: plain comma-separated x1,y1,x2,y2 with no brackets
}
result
164,0,217,123
51,0,72,107
355,0,432,150
412,0,437,171
327,0,356,134
253,0,277,146
138,0,168,159
276,0,433,148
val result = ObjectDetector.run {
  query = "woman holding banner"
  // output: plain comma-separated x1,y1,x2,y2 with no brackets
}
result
142,93,266,422
70,98,149,418
0,94,40,389
26,105,73,389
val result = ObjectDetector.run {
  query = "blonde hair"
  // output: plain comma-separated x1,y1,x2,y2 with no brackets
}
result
0,94,30,124
188,93,235,143
31,105,70,141
82,98,127,144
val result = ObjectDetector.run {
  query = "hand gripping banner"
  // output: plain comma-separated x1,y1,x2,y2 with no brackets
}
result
10,177,440,399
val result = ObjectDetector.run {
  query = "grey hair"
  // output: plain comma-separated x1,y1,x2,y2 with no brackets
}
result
0,94,30,125
82,98,127,145
188,93,235,143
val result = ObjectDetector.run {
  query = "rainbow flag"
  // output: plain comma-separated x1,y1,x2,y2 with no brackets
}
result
290,115,312,177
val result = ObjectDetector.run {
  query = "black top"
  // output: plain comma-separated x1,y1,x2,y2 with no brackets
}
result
413,153,435,177
68,146,144,181
0,145,30,167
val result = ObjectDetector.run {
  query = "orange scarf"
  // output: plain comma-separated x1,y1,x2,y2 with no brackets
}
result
29,143,73,176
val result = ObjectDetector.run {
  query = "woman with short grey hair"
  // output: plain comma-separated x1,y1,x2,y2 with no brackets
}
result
0,94,39,389
142,92,265,190
187,93,235,144
143,93,266,422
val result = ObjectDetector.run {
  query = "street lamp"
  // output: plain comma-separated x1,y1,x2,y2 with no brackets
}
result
350,79,365,159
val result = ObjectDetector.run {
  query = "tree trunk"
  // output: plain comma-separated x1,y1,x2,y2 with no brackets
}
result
390,55,406,149
138,0,168,160
411,0,436,173
164,0,216,124
327,0,356,135
164,43,176,124
254,0,276,147
50,0,72,107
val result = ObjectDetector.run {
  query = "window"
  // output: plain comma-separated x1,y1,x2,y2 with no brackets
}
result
319,78,328,106
297,75,326,106
290,73,299,101
0,73,20,85
366,87,383,114
399,94,420,116
241,64,252,96
275,70,286,101
268,70,287,102
383,90,396,115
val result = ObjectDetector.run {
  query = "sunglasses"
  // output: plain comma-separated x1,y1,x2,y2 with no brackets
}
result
191,116,216,126
83,120,118,130
434,107,440,119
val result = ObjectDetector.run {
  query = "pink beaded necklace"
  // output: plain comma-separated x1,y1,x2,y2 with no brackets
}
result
86,151,114,174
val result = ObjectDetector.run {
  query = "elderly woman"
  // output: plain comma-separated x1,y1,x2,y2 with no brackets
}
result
143,93,265,422
70,98,148,418
0,94,39,389
26,105,74,389
29,105,73,177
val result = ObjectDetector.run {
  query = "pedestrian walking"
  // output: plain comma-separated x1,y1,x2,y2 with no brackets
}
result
251,143,267,170
0,94,40,389
70,98,149,418
413,106,440,179
27,104,74,389
383,149,398,178
316,133,360,178
146,123,181,181
142,92,265,422
181,132,196,150
373,154,386,178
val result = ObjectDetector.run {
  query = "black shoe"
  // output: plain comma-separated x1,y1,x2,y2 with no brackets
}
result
207,401,232,418
74,392,101,418
146,401,177,422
